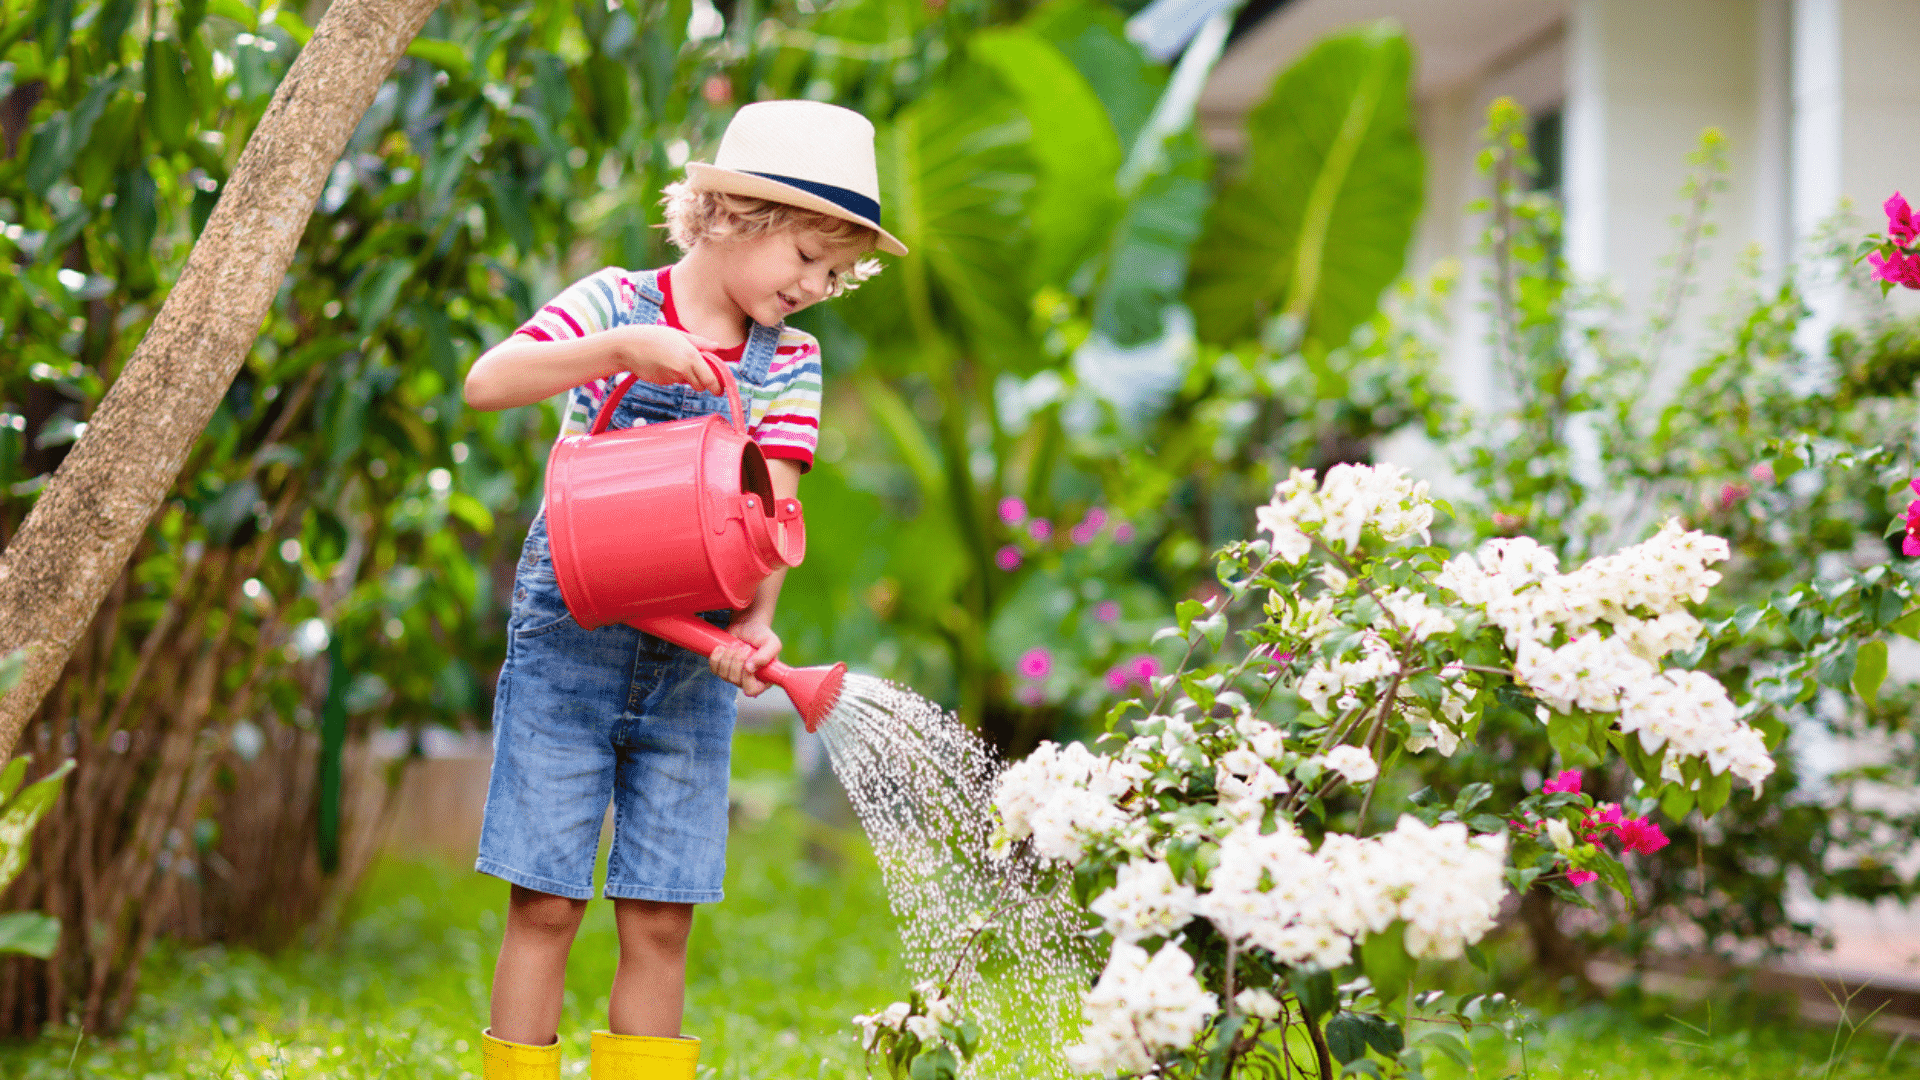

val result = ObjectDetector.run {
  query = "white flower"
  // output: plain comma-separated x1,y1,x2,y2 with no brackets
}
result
1090,859,1197,943
1069,942,1218,1075
905,1014,940,1041
1546,818,1575,851
1321,745,1378,785
881,1001,911,1028
1234,988,1283,1021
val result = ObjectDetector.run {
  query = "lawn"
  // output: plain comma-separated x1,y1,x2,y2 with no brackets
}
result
0,730,1915,1078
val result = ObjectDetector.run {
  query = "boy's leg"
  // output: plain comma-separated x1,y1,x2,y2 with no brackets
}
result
491,885,590,1046
608,898,695,1036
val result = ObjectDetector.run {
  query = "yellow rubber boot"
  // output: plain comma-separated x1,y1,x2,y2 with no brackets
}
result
590,1030,700,1079
482,1028,561,1080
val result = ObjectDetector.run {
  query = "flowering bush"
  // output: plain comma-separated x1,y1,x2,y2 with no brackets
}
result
852,981,981,1080
865,464,1774,1078
1859,192,1920,293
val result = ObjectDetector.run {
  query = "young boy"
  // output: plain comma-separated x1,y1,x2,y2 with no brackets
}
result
462,100,905,1080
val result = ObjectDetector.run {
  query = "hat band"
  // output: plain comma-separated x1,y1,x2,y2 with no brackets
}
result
744,171,881,226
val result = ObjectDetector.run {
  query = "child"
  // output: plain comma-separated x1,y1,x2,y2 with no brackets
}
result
461,100,906,1080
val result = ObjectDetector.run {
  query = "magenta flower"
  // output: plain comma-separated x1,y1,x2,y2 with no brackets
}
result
1887,191,1918,246
998,497,1027,525
1719,482,1749,510
1542,769,1583,795
1566,869,1599,887
1129,655,1159,683
1905,482,1920,557
1070,507,1109,545
1617,816,1670,855
1104,665,1129,693
1028,518,1053,542
1094,600,1120,623
1017,647,1052,680
1750,461,1775,485
995,545,1022,571
1869,249,1920,290
1113,522,1136,544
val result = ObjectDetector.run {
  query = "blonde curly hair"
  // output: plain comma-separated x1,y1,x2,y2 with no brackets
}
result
660,180,886,296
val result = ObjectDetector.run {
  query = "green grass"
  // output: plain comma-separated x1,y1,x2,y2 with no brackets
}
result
2,729,1916,1077
0,730,910,1078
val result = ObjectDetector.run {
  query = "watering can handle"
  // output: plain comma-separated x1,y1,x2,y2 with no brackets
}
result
590,353,747,436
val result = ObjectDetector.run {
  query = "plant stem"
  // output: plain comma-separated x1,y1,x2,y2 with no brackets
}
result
1303,1008,1335,1079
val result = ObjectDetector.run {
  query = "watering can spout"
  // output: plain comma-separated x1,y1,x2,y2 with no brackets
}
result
633,615,846,733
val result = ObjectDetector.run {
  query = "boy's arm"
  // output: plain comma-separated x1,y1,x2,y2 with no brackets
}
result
712,459,803,697
464,326,728,412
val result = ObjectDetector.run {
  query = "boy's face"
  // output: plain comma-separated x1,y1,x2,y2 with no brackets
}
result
718,226,872,326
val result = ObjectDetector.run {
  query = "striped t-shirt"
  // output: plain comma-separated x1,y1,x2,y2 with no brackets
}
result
511,266,822,471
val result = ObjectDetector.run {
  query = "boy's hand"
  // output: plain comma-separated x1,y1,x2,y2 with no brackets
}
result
612,324,729,395
711,617,783,697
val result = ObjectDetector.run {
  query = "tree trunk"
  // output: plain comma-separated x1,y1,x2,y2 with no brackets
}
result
0,0,442,762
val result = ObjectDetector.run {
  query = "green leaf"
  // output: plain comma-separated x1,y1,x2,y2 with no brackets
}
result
0,757,26,806
1547,710,1600,768
1893,609,1920,640
1188,21,1422,348
1732,604,1767,636
0,649,26,696
112,165,158,257
1453,782,1493,814
1325,1013,1369,1065
1697,770,1733,819
1356,1014,1404,1057
145,37,193,150
909,1045,958,1080
405,37,471,80
1291,968,1336,1019
971,28,1120,287
0,912,60,958
1418,1030,1471,1067
1660,783,1695,820
35,0,76,59
0,759,74,893
23,76,118,198
1360,921,1413,1005
1788,606,1822,648
1853,638,1888,704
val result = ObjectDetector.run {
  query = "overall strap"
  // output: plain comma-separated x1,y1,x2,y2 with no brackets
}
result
629,271,667,326
738,320,781,385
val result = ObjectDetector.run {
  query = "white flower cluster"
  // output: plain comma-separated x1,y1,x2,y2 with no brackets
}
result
1298,630,1399,717
1214,716,1289,807
1380,588,1457,641
1066,942,1217,1076
995,741,1144,863
1195,816,1507,970
1437,523,1772,787
1318,744,1379,785
1256,464,1435,562
853,981,960,1051
1090,858,1197,942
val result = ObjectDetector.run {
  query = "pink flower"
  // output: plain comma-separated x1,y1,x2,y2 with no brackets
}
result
1028,518,1053,542
995,545,1022,571
1104,654,1161,694
998,497,1027,525
1904,489,1920,556
1887,191,1917,246
1113,522,1136,544
1617,816,1670,855
1869,249,1920,290
1566,869,1599,887
1542,770,1583,795
1719,482,1750,510
1104,666,1130,693
702,75,734,105
1017,647,1052,680
1750,462,1775,485
1094,601,1119,623
1129,655,1159,683
1905,533,1920,558
1070,508,1109,545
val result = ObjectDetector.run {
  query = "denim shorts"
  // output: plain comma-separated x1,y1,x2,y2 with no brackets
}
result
476,513,738,903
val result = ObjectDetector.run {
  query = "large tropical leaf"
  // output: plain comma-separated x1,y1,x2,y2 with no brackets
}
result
1028,0,1167,150
1186,20,1423,348
972,27,1121,289
844,67,1036,374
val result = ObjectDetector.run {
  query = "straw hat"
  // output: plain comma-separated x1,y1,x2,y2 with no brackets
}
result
686,100,909,257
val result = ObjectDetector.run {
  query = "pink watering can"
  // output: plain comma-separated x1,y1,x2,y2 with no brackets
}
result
544,356,845,732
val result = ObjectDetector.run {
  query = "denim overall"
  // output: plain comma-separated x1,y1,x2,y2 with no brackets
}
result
476,274,786,903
